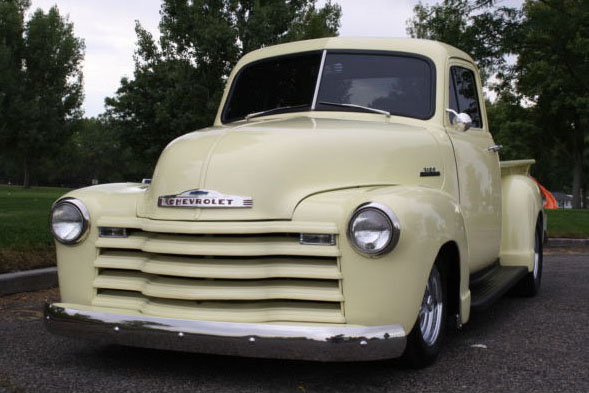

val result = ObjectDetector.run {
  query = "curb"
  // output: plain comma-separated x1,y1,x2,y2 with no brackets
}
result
0,267,57,296
546,238,589,248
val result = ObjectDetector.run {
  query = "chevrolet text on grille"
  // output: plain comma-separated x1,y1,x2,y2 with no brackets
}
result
158,189,253,208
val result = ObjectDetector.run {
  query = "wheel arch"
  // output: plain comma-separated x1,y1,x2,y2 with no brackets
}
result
436,241,461,324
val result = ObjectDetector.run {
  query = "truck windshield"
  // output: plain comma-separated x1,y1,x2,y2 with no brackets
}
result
223,52,322,122
316,53,434,119
222,51,434,123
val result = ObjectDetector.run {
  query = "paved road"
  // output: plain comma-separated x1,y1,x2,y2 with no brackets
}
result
1,253,588,393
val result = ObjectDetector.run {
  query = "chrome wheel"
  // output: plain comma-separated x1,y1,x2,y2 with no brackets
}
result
404,261,447,367
418,266,443,346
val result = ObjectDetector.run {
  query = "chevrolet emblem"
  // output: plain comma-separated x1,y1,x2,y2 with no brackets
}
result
158,189,253,208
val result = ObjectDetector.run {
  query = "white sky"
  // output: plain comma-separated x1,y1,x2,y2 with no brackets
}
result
29,0,523,117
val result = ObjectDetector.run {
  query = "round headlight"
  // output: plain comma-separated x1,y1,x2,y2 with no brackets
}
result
348,203,400,256
50,199,90,245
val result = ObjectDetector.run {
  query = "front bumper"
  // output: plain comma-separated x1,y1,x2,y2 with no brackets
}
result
44,303,406,362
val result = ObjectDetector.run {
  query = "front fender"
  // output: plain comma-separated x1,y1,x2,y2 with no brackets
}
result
52,183,147,305
293,186,470,331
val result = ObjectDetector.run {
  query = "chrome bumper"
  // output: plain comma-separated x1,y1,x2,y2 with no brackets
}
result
44,303,406,362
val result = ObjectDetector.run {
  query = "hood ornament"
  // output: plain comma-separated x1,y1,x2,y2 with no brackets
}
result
158,189,253,208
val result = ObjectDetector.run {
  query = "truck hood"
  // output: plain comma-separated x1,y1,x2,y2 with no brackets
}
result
137,116,444,221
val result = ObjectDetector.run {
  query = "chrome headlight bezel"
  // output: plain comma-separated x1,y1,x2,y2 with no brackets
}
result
347,202,401,257
50,198,91,245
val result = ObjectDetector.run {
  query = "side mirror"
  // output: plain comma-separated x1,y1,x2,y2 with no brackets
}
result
445,109,472,132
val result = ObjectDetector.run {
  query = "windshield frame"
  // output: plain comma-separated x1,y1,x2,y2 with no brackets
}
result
220,49,437,124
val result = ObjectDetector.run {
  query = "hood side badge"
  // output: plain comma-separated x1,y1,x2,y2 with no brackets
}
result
158,189,253,208
420,167,441,177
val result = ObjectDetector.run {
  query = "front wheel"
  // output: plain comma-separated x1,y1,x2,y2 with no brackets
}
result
402,263,446,368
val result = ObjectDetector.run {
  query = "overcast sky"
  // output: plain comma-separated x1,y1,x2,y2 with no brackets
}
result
29,0,523,117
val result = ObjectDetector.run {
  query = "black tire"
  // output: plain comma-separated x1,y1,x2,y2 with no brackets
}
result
402,262,447,368
513,217,543,297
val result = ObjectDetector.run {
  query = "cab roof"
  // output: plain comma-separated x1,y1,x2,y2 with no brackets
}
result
237,37,475,67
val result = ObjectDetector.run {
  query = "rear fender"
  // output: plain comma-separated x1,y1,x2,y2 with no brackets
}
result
500,173,543,270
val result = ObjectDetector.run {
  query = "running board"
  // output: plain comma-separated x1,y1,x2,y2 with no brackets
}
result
470,264,528,311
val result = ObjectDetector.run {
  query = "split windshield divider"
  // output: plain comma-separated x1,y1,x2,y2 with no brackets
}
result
311,50,327,110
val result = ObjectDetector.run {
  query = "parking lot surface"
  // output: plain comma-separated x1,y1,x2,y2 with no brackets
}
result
0,252,587,393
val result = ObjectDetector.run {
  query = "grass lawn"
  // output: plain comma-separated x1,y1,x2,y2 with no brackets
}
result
0,184,588,273
545,209,589,239
0,185,70,273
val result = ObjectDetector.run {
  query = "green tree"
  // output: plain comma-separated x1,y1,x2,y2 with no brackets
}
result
486,95,571,190
0,1,84,188
68,118,123,184
105,0,341,175
407,0,589,207
20,117,139,187
513,0,589,208
0,0,29,181
229,0,342,54
406,0,519,82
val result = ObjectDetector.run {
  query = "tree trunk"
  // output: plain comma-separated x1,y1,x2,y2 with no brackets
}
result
571,116,584,209
23,155,30,189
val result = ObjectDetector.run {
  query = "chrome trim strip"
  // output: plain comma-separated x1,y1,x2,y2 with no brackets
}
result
299,233,336,246
311,50,327,110
44,303,406,362
98,227,129,238
95,217,339,235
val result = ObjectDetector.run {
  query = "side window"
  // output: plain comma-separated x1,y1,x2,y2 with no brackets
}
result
449,66,483,129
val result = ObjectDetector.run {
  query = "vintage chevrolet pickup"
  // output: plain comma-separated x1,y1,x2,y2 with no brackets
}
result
45,38,543,367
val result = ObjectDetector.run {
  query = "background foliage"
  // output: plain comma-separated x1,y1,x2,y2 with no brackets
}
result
408,0,589,207
0,0,84,188
0,0,587,208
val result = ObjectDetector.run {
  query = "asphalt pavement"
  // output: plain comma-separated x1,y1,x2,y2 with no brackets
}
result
0,252,587,393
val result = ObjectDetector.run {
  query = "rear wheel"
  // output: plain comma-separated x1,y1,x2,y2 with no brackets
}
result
403,263,446,368
514,217,543,296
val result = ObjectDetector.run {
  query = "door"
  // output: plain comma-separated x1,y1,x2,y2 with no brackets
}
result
445,61,502,272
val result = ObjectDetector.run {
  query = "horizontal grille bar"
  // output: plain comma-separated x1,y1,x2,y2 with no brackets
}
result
95,233,340,258
92,290,345,323
94,270,344,302
97,216,339,235
95,251,341,280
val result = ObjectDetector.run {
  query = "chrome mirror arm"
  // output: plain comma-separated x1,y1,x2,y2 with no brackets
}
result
445,108,459,118
445,108,472,132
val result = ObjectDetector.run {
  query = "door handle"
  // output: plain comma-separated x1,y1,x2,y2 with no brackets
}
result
487,145,503,152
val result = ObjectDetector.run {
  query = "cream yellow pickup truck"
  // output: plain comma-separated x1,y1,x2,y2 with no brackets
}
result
45,38,544,367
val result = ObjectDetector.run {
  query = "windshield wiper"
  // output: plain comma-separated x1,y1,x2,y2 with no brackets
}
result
318,101,391,118
244,104,310,121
